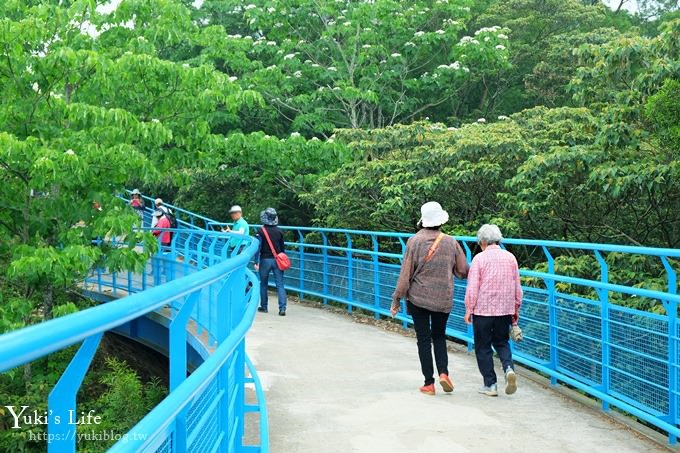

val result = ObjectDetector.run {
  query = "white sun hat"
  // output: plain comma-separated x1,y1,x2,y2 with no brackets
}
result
419,201,449,227
229,205,242,213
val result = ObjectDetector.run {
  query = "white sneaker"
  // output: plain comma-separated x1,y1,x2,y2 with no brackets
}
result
478,384,498,397
505,367,517,395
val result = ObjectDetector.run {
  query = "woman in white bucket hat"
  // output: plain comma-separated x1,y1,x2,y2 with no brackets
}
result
391,201,469,396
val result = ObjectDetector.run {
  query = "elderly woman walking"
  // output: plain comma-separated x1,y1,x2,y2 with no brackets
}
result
391,202,469,395
464,224,523,396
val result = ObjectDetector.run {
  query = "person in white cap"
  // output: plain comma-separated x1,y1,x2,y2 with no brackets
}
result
222,205,249,252
391,201,469,396
151,198,169,228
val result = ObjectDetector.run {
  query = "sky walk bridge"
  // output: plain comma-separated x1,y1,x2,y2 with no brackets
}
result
0,193,678,452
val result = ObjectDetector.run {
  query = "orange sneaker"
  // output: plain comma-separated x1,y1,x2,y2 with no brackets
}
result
419,383,435,395
439,373,454,393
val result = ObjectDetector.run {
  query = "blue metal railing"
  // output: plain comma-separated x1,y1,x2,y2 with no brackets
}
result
3,192,679,448
255,225,679,444
0,224,268,452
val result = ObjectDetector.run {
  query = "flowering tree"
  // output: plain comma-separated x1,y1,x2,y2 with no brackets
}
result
195,0,510,135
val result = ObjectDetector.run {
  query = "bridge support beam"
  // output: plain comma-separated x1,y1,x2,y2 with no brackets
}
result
47,333,103,453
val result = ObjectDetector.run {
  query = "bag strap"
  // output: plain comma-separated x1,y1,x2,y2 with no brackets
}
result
423,233,446,264
260,226,278,256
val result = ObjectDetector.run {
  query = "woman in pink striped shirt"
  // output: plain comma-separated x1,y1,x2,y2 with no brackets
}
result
464,224,523,397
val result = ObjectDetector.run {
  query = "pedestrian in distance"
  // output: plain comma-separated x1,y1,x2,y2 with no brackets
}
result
254,208,288,316
129,189,145,226
464,224,523,397
391,201,469,396
152,209,172,247
222,205,249,254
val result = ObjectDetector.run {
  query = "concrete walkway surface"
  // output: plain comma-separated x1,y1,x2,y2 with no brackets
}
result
246,299,667,453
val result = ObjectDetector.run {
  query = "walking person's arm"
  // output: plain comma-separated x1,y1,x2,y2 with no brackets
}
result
513,258,523,325
253,231,262,270
452,240,469,279
464,259,480,324
391,241,415,317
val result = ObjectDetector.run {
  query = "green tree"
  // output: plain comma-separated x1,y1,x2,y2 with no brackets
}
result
192,0,510,136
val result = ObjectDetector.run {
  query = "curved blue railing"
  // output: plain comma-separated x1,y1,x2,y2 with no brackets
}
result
235,225,677,445
2,193,679,448
0,217,268,451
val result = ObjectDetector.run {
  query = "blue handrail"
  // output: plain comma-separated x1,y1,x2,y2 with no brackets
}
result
259,224,679,445
3,192,679,449
0,223,268,452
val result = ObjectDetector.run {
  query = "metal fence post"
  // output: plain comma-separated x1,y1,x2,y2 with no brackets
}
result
543,246,558,385
594,250,610,411
298,230,305,300
372,235,381,320
662,256,678,445
169,292,200,391
47,333,103,453
461,241,474,351
322,232,329,305
346,233,353,313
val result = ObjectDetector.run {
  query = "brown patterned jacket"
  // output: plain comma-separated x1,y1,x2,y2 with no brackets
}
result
392,228,469,313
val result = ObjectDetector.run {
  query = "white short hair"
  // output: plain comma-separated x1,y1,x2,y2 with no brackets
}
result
477,224,503,244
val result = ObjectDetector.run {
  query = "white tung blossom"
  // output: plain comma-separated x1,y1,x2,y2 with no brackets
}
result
362,44,372,49
343,21,352,26
405,41,416,47
498,34,508,40
283,53,296,60
498,115,510,121
266,41,277,46
477,118,486,123
474,26,501,35
435,29,445,35
414,31,425,37
293,71,302,78
291,132,301,137
65,149,76,156
327,66,337,71
391,52,402,58
228,76,238,82
267,7,276,13
245,4,257,10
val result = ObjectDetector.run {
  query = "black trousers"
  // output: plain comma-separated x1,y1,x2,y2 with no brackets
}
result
408,301,449,385
472,314,514,387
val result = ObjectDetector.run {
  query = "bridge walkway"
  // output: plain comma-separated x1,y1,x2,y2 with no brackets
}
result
247,297,666,453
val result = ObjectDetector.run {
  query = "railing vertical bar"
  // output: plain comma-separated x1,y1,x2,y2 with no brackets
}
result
543,246,558,385
661,256,678,445
297,230,305,300
322,233,329,305
346,234,353,313
372,235,381,320
594,250,610,412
